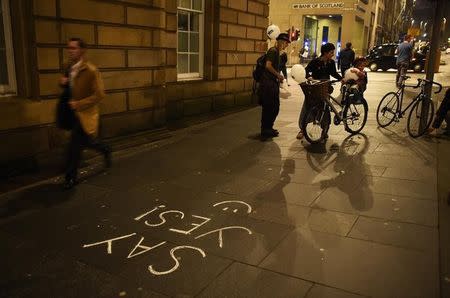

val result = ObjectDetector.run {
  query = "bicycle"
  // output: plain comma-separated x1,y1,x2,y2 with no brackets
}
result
376,76,442,137
301,80,368,144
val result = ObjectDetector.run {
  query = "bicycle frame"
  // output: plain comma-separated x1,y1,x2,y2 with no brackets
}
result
308,80,364,125
393,83,423,118
323,87,355,123
324,95,342,119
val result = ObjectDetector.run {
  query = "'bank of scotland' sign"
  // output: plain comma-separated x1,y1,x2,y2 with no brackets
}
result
292,3,345,9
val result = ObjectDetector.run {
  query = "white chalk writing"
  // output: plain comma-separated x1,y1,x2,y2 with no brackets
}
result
82,201,254,276
213,200,253,214
148,246,206,275
127,237,167,259
82,233,136,254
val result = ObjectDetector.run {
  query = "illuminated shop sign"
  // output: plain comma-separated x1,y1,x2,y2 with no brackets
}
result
292,3,345,9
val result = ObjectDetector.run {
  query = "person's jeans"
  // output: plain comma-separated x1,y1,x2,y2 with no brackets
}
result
396,62,409,87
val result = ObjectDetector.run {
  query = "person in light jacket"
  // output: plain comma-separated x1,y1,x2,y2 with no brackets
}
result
60,37,111,189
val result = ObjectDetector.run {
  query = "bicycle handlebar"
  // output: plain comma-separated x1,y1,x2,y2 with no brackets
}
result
415,78,443,94
305,79,341,85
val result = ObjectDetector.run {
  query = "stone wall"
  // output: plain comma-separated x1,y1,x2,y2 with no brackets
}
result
166,0,268,120
0,0,269,167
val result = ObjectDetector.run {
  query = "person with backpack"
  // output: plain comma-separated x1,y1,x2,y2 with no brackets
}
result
257,33,290,139
337,42,355,77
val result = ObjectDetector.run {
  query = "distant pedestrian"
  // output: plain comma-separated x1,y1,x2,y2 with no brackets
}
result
338,42,355,77
280,52,290,86
395,35,413,87
60,38,111,189
258,33,290,139
299,47,306,64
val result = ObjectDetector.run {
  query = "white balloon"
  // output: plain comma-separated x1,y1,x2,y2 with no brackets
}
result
267,25,280,40
344,68,360,81
290,64,306,83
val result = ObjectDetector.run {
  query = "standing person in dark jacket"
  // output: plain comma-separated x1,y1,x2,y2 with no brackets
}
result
297,42,342,140
258,33,290,139
429,88,450,135
338,42,355,77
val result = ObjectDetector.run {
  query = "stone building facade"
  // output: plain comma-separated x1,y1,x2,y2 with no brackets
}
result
0,0,269,169
268,0,410,64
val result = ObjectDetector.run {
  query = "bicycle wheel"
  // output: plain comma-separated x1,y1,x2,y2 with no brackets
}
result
301,105,328,144
343,99,368,134
407,97,434,138
376,92,399,127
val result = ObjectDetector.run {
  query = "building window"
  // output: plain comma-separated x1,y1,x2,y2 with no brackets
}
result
0,0,16,96
177,0,204,80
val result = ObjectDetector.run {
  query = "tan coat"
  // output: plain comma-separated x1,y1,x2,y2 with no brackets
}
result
70,61,105,136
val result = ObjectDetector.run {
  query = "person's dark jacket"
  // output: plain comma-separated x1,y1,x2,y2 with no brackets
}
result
305,57,342,80
262,46,280,82
338,48,355,70
432,88,450,129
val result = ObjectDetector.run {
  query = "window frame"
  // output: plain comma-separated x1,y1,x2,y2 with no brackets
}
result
177,0,205,81
0,0,17,96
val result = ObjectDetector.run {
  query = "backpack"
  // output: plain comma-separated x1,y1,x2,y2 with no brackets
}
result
252,54,266,82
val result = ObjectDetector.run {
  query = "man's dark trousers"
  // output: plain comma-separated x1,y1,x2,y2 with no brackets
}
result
66,119,110,181
258,77,280,133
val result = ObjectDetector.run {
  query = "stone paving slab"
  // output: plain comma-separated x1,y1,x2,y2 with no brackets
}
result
197,262,312,298
260,227,439,297
314,188,438,227
348,216,438,252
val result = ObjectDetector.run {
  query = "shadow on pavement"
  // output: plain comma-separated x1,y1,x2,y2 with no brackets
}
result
376,126,436,163
305,134,374,211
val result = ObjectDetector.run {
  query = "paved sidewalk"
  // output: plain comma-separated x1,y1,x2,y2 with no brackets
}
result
1,64,449,297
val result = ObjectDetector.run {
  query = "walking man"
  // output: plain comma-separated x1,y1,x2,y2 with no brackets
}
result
258,33,290,139
337,42,355,77
396,35,413,87
60,38,111,189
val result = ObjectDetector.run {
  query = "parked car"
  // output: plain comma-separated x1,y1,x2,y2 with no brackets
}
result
366,43,426,72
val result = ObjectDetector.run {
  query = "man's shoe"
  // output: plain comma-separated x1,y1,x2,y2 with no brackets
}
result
261,129,274,139
63,178,77,190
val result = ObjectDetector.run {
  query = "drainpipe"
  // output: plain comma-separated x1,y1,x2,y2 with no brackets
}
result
371,0,380,47
420,0,445,131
